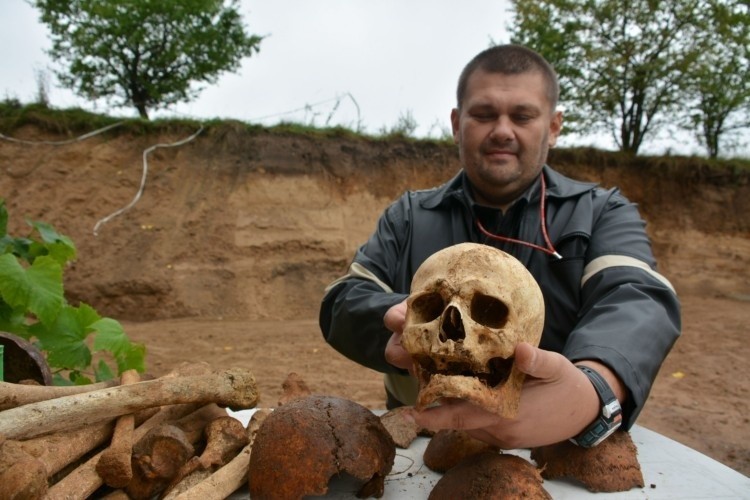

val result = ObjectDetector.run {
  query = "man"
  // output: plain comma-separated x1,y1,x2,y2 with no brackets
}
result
319,44,680,449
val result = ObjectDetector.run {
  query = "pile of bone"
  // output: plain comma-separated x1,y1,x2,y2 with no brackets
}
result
0,362,260,499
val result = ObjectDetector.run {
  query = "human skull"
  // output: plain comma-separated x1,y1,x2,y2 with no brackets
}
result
401,243,544,418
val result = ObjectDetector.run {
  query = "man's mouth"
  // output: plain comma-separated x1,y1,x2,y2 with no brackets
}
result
484,148,516,159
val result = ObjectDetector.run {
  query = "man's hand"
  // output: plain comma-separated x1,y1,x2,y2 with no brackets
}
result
408,342,620,449
384,300,411,371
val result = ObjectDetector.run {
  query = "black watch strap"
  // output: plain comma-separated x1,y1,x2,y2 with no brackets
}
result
570,365,623,448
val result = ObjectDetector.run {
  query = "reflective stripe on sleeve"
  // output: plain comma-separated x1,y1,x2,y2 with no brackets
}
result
581,255,676,293
324,262,394,294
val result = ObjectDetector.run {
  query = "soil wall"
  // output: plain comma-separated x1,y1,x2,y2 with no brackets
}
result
1,124,748,321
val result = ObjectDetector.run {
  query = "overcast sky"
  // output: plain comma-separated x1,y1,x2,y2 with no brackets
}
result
2,1,516,136
2,0,740,157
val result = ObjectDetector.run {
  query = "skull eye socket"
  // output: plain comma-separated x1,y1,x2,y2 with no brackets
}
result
410,292,444,323
470,293,508,328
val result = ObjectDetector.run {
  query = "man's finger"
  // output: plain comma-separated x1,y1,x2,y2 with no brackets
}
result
410,399,501,431
514,342,568,381
383,301,407,334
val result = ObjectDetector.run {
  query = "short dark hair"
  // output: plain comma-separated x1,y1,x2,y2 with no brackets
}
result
456,44,559,111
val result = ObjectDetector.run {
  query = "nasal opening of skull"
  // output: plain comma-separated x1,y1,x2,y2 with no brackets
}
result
406,290,514,388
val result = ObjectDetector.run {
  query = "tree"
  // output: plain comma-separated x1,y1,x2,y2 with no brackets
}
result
35,0,263,119
510,0,702,155
682,0,750,158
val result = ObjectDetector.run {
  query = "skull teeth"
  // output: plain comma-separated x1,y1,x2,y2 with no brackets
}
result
415,356,514,388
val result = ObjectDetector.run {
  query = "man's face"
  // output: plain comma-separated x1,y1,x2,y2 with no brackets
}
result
451,69,562,208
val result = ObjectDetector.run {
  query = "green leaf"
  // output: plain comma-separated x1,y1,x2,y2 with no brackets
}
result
52,372,76,386
91,316,130,356
70,370,93,385
0,254,65,325
116,342,147,374
30,220,77,264
0,300,31,338
31,305,91,371
94,359,116,382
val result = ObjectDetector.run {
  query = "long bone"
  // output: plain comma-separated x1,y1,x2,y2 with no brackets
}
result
0,368,259,440
0,379,119,411
96,369,142,488
45,402,206,499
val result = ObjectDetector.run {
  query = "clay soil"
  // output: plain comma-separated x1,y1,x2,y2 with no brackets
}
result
2,123,749,477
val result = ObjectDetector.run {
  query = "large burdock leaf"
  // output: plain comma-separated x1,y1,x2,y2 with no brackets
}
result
0,254,64,325
31,306,91,371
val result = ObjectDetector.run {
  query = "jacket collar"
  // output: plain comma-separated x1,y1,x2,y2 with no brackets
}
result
420,165,597,210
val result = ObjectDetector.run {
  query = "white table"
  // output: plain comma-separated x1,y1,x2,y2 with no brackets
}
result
228,409,750,499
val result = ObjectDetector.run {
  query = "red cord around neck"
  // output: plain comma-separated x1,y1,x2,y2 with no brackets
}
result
475,174,562,260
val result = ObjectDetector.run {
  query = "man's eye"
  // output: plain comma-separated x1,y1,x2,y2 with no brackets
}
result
514,114,532,123
472,113,496,121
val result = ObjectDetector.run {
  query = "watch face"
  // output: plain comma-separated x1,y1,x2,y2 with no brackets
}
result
572,413,622,448
590,420,622,447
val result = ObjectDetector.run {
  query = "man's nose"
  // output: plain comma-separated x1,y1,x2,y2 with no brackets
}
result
489,116,514,142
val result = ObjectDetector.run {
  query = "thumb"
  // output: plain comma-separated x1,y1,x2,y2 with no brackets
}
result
514,342,566,380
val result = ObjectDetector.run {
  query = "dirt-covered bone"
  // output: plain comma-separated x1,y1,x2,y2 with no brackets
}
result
531,431,645,492
0,438,49,499
167,409,271,500
126,404,227,500
428,452,551,499
277,371,312,406
248,395,396,499
96,369,142,488
0,368,259,440
161,415,249,496
45,403,204,499
423,429,499,473
401,242,545,418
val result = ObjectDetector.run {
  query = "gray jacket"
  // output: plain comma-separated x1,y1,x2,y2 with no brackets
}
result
319,165,681,428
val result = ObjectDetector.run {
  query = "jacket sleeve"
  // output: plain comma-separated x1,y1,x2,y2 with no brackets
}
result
319,198,411,374
563,188,681,428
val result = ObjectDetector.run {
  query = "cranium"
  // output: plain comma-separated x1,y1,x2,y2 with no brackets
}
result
401,242,544,418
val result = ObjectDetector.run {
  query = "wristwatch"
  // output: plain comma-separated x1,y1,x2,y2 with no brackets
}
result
570,365,623,448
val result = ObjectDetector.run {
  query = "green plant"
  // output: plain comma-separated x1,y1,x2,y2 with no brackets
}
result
35,0,263,119
0,199,145,385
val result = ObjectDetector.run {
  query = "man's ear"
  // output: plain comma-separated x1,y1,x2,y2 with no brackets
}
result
549,110,563,147
450,108,460,144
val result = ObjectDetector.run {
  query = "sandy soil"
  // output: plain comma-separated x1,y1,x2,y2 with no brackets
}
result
1,124,748,477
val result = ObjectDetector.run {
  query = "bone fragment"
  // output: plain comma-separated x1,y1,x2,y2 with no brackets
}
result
126,404,228,500
0,438,48,499
0,368,258,440
96,369,141,488
161,416,249,497
45,402,203,499
0,379,119,411
171,409,271,500
127,425,196,500
278,372,312,406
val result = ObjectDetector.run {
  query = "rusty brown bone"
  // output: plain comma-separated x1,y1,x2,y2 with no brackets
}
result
161,415,249,498
0,368,259,440
96,369,142,488
45,403,206,499
169,409,271,500
126,404,228,499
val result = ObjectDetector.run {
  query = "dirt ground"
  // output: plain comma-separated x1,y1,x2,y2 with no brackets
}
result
1,123,748,477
